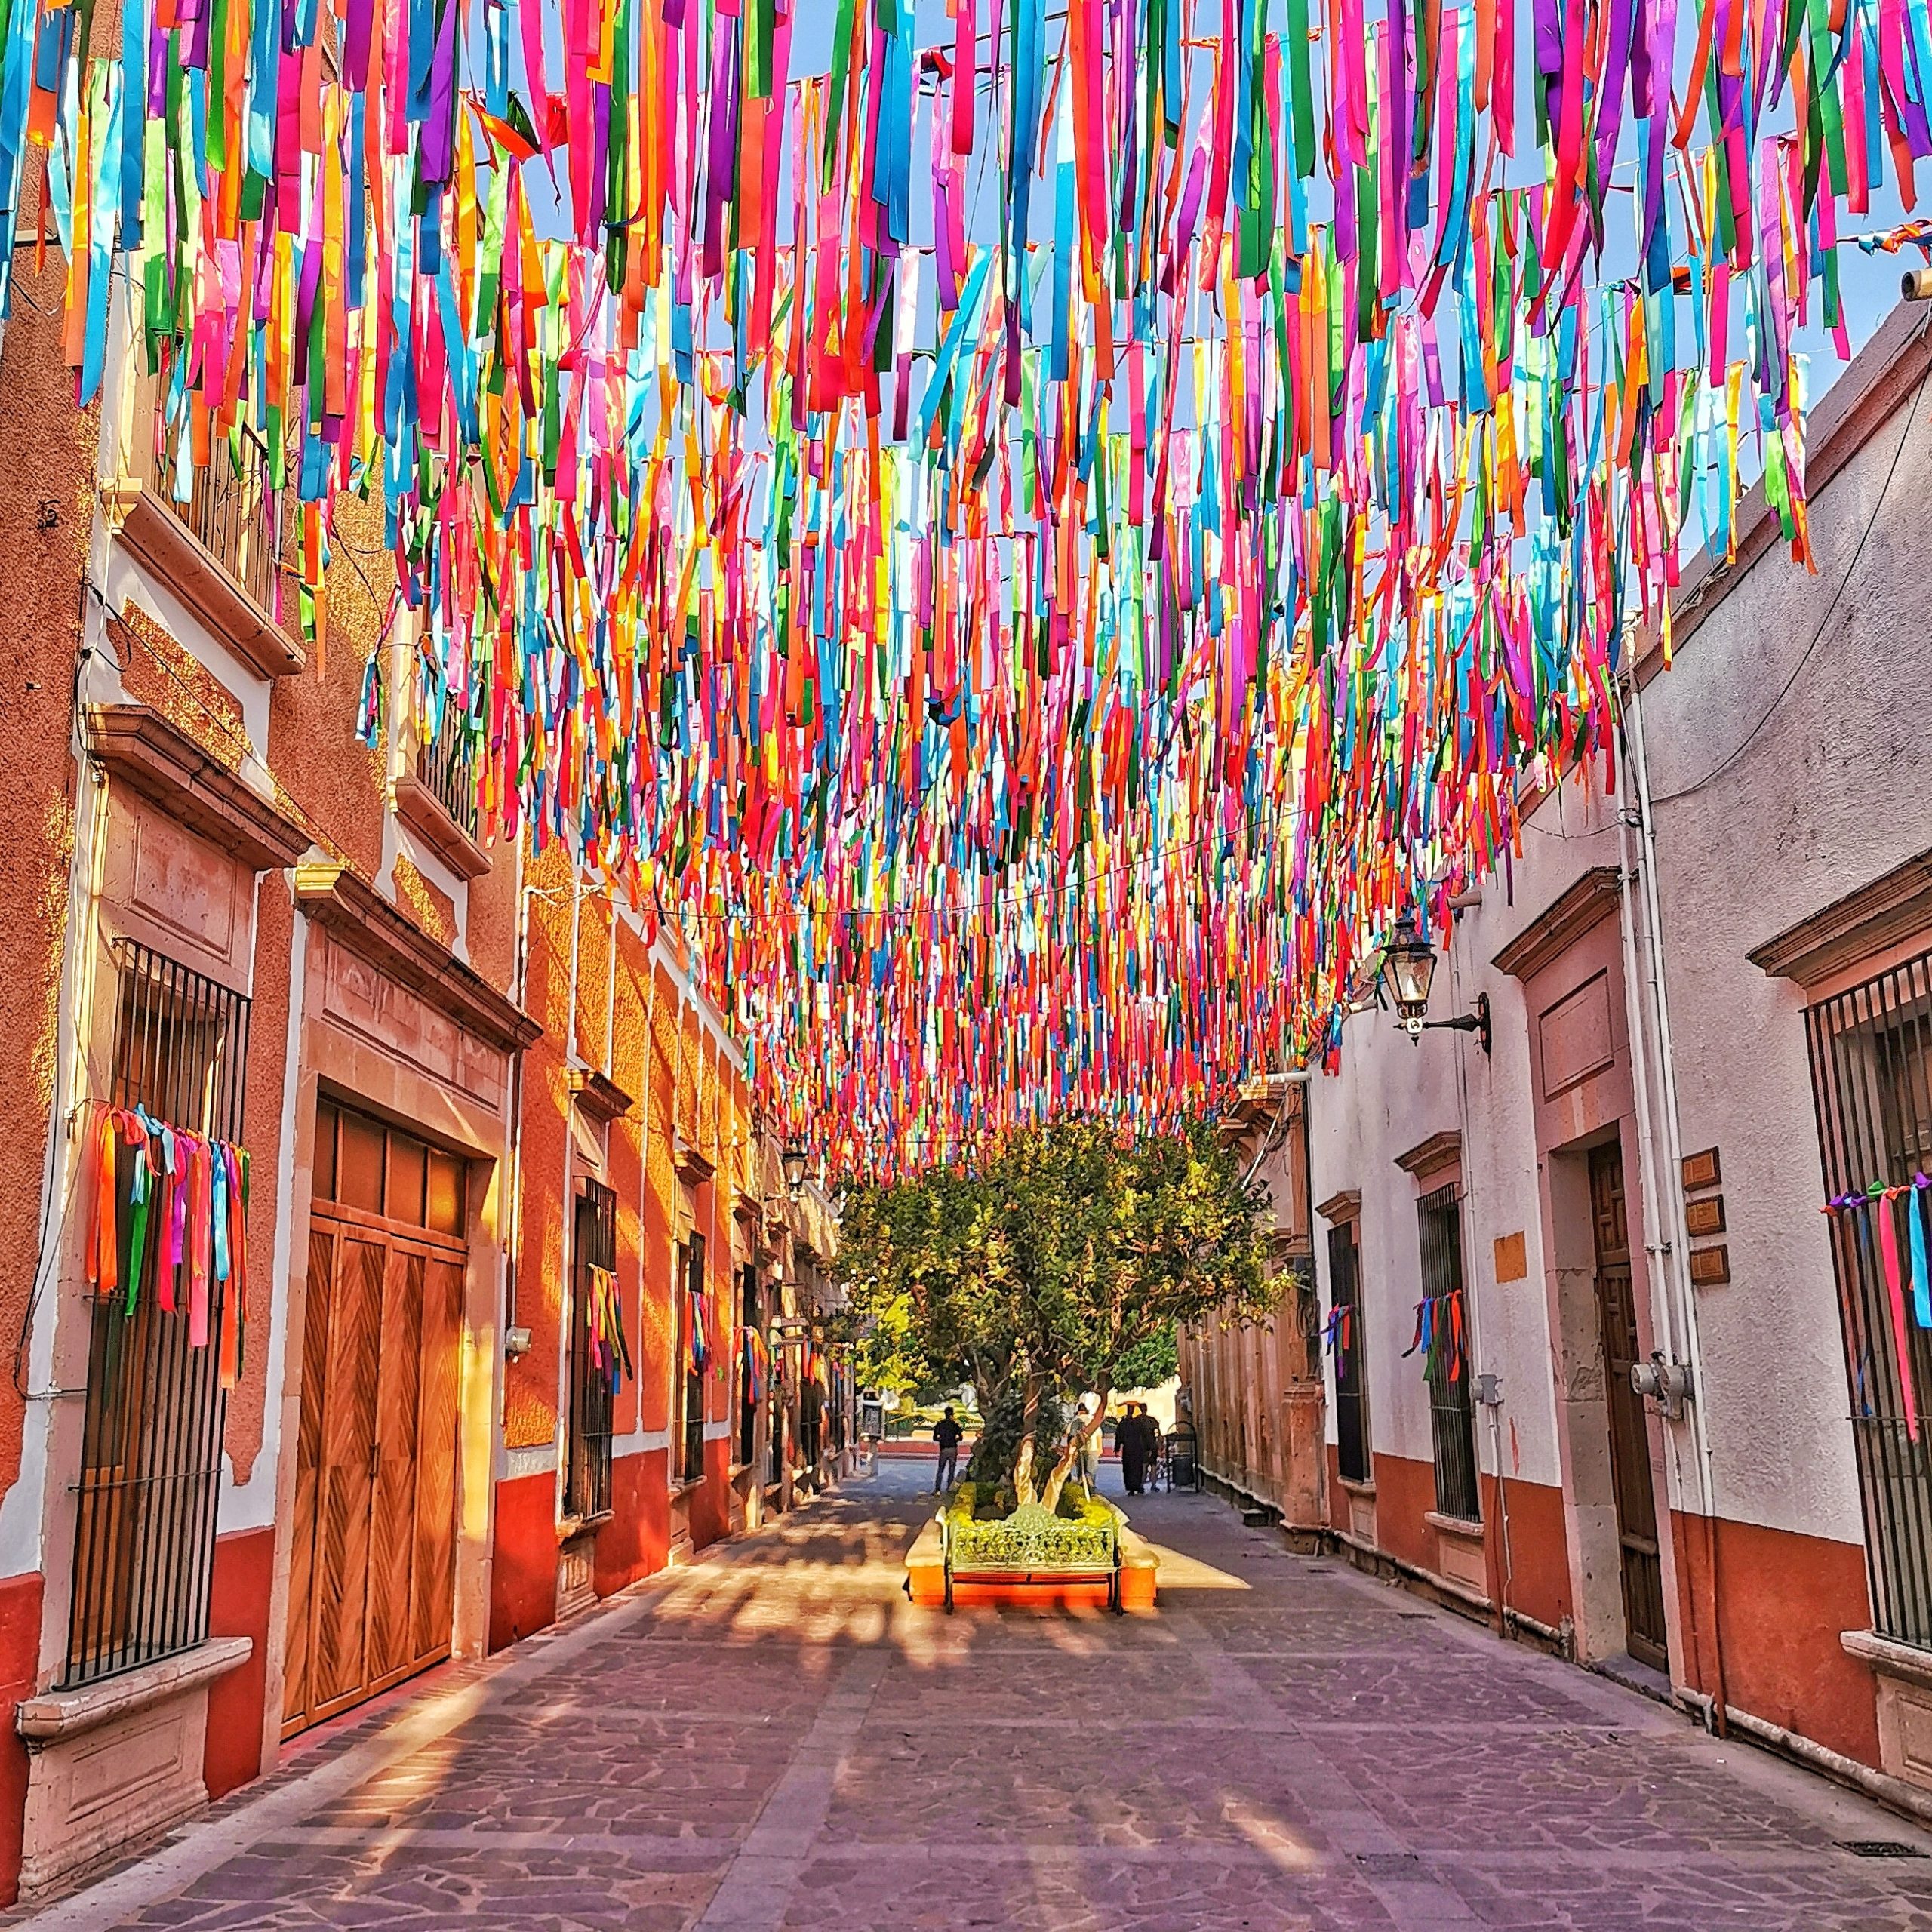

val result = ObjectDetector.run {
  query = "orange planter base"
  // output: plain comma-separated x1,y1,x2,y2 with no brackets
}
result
903,1522,1158,1613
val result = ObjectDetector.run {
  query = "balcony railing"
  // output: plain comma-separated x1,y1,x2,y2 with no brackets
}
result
165,432,287,617
111,371,304,675
419,703,480,842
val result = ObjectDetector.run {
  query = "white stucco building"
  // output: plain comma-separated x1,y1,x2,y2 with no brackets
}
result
1274,299,1932,1805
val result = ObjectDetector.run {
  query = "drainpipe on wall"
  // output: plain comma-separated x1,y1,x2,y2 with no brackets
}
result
1612,776,1704,1697
555,870,583,1515
1443,944,1515,1637
1618,680,1732,1733
503,848,536,1340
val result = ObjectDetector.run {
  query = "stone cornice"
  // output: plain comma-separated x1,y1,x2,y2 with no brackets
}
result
1634,303,1932,684
1748,847,1932,990
84,703,309,872
1492,867,1623,982
293,860,542,1054
569,1067,635,1124
1394,1130,1462,1183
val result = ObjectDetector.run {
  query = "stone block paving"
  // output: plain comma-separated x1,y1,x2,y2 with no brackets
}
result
17,1462,1932,1931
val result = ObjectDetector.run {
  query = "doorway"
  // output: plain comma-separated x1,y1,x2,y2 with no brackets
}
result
283,1100,468,1736
1588,1141,1669,1669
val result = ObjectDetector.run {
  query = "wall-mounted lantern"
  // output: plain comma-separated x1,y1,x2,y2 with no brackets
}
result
782,1143,811,1198
1378,915,1491,1054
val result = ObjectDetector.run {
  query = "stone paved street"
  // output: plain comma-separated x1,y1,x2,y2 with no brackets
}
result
20,1463,1932,1931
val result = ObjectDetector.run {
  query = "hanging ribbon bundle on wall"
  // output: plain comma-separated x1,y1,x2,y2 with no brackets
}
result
1823,1178,1932,1441
1321,1303,1353,1374
586,1263,634,1394
1401,1289,1466,1386
7,0,1922,1173
85,1104,250,1391
688,1273,711,1378
740,1324,769,1404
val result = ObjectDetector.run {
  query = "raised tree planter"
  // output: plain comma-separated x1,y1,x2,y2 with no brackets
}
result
904,1484,1158,1613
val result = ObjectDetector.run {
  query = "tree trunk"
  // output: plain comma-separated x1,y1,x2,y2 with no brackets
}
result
1038,1383,1109,1514
1011,1377,1043,1506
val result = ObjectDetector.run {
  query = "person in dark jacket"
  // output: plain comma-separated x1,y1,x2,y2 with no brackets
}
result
1119,1403,1148,1495
1140,1408,1164,1491
932,1407,964,1491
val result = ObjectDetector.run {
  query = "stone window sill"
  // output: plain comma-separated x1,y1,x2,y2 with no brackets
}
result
1844,1627,1932,1690
16,1638,254,1743
1424,1509,1484,1540
1339,1475,1377,1497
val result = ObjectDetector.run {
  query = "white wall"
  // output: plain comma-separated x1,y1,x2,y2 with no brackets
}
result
1308,309,1932,1555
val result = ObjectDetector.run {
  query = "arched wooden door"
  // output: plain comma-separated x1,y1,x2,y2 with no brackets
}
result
283,1101,467,1737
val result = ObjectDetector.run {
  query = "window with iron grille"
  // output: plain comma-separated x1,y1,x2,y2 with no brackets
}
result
1806,946,1932,1647
565,1181,617,1521
739,1265,761,1469
65,943,250,1687
1328,1219,1372,1484
677,1232,707,1483
1418,1183,1481,1524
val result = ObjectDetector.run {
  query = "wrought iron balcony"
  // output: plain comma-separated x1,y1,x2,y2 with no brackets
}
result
418,703,481,843
391,694,491,879
105,373,305,678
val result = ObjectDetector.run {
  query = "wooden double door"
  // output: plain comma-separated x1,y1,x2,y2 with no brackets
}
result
1589,1142,1669,1669
283,1204,464,1736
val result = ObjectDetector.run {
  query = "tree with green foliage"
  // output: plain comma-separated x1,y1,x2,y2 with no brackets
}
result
833,1119,1277,1511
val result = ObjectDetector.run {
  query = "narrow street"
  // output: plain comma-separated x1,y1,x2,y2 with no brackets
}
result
15,1463,1932,1932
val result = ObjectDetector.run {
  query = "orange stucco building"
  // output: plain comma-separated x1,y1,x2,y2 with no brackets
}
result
0,162,846,1903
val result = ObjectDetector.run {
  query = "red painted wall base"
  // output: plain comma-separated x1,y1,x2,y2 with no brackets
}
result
205,1527,275,1798
0,1573,43,1908
489,1469,561,1653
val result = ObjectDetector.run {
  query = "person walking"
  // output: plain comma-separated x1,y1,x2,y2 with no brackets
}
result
1141,1408,1164,1492
1119,1402,1148,1496
932,1406,964,1491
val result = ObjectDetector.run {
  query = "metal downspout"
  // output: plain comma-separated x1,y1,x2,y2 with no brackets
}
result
1623,677,1731,1730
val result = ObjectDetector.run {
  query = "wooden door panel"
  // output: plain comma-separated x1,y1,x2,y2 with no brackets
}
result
314,1235,383,1715
282,1225,336,1730
368,1247,424,1687
1589,1144,1669,1666
287,1206,464,1735
411,1255,463,1669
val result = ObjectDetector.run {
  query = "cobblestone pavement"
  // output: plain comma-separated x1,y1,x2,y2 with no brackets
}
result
22,1462,1932,1931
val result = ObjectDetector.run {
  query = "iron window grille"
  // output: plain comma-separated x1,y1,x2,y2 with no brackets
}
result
64,942,250,1687
1418,1183,1481,1525
1807,945,1932,1647
739,1265,761,1469
565,1181,617,1521
679,1233,707,1483
1328,1219,1373,1485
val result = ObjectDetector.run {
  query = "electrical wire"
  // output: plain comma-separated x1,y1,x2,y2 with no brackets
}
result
1646,361,1929,810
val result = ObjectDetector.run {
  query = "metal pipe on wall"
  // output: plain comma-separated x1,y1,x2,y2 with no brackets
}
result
1620,675,1731,1731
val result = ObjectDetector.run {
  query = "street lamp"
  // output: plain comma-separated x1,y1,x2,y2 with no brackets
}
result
1379,915,1492,1054
782,1143,811,1198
